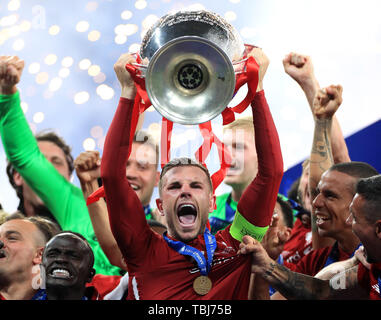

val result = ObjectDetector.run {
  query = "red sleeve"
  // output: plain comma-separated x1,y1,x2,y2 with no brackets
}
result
237,90,284,227
101,97,153,267
87,274,122,300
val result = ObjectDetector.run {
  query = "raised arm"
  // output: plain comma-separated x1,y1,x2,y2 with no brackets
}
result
309,85,343,194
230,48,284,243
283,53,319,107
0,56,122,275
0,56,86,227
283,53,350,164
101,54,153,265
309,85,344,249
75,151,127,270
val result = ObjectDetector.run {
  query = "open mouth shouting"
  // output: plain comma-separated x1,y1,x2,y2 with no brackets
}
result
0,250,6,259
177,203,198,229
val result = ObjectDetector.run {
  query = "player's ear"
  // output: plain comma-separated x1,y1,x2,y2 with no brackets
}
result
156,198,165,216
209,193,216,212
13,171,24,187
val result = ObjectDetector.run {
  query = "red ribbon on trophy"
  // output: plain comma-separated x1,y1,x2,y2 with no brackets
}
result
86,44,259,206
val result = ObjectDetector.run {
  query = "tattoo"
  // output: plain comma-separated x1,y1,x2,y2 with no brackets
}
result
310,119,334,172
345,266,359,287
263,262,276,280
324,130,333,163
262,263,363,300
263,262,329,299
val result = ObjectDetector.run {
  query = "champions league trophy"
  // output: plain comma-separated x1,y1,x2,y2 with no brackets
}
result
132,10,250,125
87,10,257,212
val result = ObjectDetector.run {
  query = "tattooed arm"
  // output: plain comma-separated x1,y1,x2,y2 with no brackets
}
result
264,261,365,299
309,84,343,198
239,235,366,300
309,85,343,249
283,53,350,164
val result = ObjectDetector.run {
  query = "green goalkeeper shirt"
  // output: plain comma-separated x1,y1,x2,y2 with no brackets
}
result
0,92,122,276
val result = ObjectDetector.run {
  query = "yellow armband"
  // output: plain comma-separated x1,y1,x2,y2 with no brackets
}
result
229,211,269,242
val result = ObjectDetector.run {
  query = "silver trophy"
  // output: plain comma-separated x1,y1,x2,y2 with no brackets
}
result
135,10,246,125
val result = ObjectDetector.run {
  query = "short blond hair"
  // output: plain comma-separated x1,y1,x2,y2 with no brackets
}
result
0,210,9,225
223,116,254,133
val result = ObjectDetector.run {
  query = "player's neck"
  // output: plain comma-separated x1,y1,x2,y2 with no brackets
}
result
0,280,36,300
23,199,37,217
47,286,85,300
337,233,361,255
231,187,246,203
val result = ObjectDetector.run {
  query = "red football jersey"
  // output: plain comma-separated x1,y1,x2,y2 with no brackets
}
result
357,262,381,300
284,243,354,276
101,91,283,300
86,274,122,300
281,218,312,264
122,226,253,299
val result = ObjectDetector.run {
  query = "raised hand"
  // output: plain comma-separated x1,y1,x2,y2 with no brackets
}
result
74,150,102,184
113,53,137,99
0,55,25,94
247,48,270,92
312,85,343,120
283,52,316,85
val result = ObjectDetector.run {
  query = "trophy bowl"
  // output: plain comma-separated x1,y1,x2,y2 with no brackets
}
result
139,10,245,125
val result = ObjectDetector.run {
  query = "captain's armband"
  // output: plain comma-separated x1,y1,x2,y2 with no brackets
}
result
229,211,269,242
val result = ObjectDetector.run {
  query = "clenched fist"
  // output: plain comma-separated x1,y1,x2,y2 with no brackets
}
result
283,52,315,85
313,85,343,120
0,55,25,94
75,150,102,184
